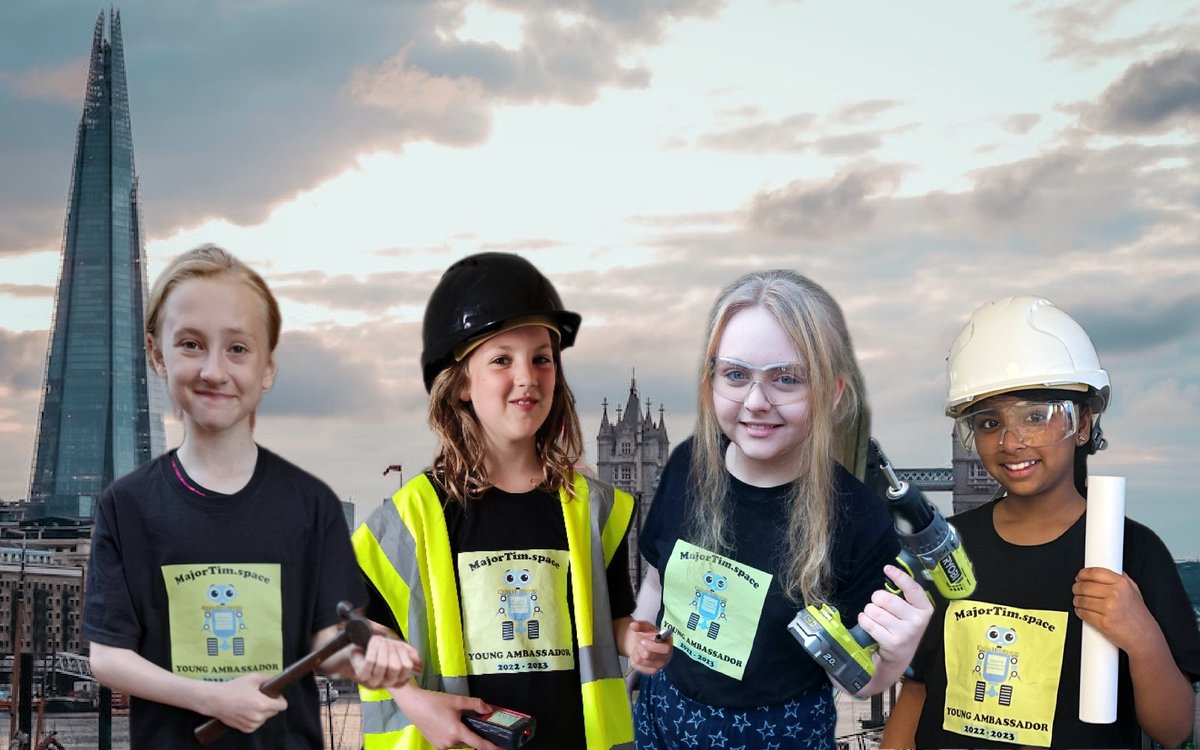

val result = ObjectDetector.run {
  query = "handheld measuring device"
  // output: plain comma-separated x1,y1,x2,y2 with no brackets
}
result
462,707,536,749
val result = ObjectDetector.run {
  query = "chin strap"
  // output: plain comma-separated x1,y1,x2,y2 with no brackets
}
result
1086,416,1107,454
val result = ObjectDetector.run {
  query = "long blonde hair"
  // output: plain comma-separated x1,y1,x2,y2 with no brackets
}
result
689,269,865,606
427,345,584,504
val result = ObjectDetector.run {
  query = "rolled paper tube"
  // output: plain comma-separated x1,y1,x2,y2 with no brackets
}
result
1079,475,1125,724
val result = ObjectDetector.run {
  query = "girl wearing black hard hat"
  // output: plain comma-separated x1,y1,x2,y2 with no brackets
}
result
352,252,671,750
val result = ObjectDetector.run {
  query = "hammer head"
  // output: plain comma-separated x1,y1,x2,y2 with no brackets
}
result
336,600,374,649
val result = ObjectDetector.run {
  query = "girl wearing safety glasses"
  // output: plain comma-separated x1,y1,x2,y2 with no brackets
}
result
883,296,1199,749
632,270,932,750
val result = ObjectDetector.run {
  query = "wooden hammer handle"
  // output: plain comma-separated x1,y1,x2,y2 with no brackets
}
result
194,611,373,744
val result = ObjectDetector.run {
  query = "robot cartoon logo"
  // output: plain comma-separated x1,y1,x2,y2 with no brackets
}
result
973,625,1019,706
202,584,247,657
688,572,728,640
498,569,541,641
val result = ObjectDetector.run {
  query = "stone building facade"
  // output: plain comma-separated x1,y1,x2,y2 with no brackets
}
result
950,432,1001,514
596,376,670,590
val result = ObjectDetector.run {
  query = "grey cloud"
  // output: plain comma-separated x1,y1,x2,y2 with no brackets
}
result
628,209,738,228
272,269,440,314
815,132,886,157
0,284,53,299
716,105,762,119
1087,48,1200,134
0,2,440,249
342,50,493,147
491,0,726,43
263,330,398,419
363,0,724,107
696,113,816,152
1071,295,1200,354
971,151,1087,220
0,0,720,253
746,167,904,239
831,99,901,126
967,142,1197,251
694,104,906,156
479,238,566,252
1033,2,1194,66
0,329,47,391
0,56,86,103
1001,113,1041,134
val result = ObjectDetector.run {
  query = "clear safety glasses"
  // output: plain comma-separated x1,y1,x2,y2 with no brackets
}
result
710,356,808,405
954,400,1079,455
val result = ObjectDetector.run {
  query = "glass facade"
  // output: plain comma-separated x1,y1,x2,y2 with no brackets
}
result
28,11,164,519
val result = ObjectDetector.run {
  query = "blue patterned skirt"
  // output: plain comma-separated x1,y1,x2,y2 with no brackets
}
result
634,669,836,750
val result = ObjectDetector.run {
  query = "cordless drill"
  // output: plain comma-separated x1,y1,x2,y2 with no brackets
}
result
787,439,976,694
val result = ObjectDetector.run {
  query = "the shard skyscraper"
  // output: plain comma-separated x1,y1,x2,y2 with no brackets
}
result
28,10,164,519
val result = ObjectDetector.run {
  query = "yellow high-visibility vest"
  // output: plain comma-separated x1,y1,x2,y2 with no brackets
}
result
353,472,636,750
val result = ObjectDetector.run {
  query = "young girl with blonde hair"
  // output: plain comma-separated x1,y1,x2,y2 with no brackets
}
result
84,245,419,748
634,269,931,750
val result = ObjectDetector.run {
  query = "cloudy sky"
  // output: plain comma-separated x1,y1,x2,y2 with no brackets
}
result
1,1,1197,559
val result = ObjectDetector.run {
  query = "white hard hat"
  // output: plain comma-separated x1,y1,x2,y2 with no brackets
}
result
945,296,1110,417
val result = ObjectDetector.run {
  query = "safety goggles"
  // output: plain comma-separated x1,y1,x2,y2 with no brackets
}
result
954,400,1079,455
710,356,808,405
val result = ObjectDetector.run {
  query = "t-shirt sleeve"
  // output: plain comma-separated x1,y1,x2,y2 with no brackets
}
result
607,529,636,619
81,486,141,650
310,486,368,633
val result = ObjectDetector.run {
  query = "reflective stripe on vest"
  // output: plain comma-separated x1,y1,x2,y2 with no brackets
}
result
354,472,634,749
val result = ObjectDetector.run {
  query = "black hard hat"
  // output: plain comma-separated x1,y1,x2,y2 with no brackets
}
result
420,252,581,392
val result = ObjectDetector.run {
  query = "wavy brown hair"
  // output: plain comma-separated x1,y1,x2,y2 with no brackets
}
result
689,269,865,606
427,344,584,504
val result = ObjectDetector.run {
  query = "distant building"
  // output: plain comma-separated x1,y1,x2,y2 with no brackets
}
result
950,432,1001,514
28,10,164,520
0,518,94,659
596,375,670,590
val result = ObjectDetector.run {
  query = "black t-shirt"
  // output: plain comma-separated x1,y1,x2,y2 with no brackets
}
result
638,438,899,707
910,499,1200,749
83,448,365,749
365,481,635,749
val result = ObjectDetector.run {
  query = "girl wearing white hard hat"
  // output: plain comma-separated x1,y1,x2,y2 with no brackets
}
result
883,296,1199,749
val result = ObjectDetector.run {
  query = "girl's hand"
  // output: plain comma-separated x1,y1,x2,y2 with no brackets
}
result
622,619,673,675
854,564,934,695
350,635,423,689
395,684,502,750
205,673,288,733
1072,567,1154,653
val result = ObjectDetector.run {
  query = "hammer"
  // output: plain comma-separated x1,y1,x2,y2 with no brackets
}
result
195,600,373,745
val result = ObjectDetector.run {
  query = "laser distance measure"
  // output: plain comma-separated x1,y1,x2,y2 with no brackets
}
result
788,438,977,693
462,707,536,749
